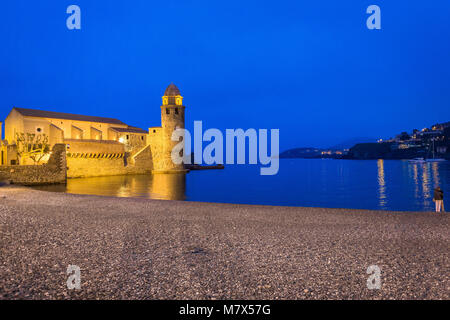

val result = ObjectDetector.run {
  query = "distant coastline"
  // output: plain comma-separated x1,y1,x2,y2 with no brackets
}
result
281,121,450,160
279,143,450,160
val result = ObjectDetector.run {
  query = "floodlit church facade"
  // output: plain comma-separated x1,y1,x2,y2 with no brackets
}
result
0,84,186,176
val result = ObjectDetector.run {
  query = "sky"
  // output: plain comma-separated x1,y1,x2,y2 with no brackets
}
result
1,0,450,150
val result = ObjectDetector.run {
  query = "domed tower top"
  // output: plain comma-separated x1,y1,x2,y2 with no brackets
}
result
164,83,181,96
162,83,183,106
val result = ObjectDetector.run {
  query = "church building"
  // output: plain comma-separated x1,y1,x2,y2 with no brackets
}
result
0,84,186,175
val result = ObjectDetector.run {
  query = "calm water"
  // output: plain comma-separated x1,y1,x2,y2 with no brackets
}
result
33,159,450,211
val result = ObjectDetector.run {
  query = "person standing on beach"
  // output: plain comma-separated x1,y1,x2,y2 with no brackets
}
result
433,187,444,212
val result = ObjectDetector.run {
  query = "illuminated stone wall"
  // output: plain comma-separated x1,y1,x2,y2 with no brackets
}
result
65,139,125,154
0,144,66,185
148,127,164,171
68,156,127,178
122,133,147,155
66,144,153,178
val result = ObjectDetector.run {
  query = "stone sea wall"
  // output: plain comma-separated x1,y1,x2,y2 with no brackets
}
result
0,142,160,182
0,144,66,185
66,144,154,178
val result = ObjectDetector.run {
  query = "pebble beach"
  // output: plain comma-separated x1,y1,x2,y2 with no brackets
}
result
0,186,448,300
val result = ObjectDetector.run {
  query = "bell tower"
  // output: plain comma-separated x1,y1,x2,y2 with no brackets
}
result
161,83,185,129
159,83,186,171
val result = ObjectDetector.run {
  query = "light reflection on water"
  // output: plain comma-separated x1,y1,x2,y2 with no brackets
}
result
33,159,449,211
35,173,186,201
377,159,387,208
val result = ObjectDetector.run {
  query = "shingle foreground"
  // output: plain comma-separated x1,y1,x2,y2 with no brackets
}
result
0,186,448,300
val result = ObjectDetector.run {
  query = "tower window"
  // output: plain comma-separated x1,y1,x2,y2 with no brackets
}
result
126,135,129,140
141,136,144,141
175,108,179,115
153,130,156,133
166,108,170,114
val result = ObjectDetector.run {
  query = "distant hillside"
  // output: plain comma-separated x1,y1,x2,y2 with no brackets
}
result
347,143,392,159
328,137,376,150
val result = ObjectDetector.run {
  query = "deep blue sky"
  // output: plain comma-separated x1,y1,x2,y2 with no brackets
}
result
1,0,449,150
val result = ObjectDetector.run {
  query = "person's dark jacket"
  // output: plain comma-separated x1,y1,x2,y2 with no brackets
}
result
433,189,444,201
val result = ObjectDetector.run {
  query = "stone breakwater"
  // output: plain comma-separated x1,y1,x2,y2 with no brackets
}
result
0,186,448,300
